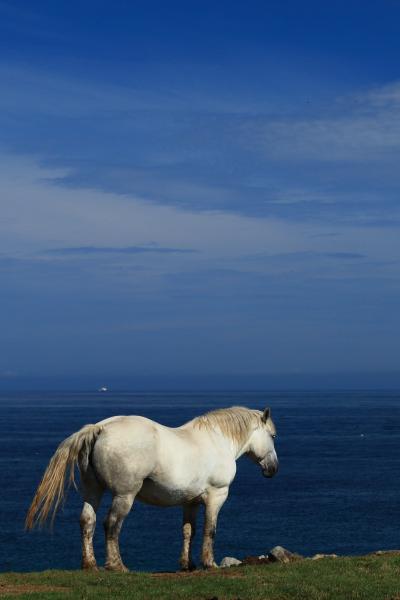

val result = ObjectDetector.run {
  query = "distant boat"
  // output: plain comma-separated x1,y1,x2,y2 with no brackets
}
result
98,386,108,392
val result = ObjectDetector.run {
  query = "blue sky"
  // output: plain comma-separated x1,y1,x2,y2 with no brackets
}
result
1,1,400,388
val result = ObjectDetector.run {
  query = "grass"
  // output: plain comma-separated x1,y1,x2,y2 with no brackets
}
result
1,554,400,599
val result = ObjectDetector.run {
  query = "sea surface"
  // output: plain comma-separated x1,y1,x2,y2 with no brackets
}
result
0,390,399,572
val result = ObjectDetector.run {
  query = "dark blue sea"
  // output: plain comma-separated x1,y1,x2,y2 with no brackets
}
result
1,390,399,573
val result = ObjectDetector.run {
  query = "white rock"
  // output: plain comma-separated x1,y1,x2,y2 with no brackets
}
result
220,556,242,568
268,546,300,563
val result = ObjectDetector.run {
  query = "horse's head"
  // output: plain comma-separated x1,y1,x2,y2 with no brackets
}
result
247,407,278,478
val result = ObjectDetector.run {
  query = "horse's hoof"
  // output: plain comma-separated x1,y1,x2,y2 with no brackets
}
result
180,561,196,572
82,562,99,572
105,563,129,573
202,562,218,570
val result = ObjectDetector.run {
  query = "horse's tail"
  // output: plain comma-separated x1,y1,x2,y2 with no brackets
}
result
25,423,104,530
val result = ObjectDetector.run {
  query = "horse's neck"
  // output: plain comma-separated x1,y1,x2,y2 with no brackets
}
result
186,421,252,461
233,436,253,460
218,432,253,461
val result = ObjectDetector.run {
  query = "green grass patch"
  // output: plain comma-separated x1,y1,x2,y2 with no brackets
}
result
1,555,400,600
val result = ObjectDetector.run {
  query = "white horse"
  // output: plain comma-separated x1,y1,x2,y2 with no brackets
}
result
26,406,278,571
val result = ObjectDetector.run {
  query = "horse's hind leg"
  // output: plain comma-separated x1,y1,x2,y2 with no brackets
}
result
180,503,199,571
104,488,140,572
80,469,104,571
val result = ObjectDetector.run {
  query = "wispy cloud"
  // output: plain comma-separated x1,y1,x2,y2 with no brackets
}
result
43,245,197,256
2,63,400,227
253,82,400,162
323,252,365,260
271,251,366,261
361,81,400,107
241,250,367,265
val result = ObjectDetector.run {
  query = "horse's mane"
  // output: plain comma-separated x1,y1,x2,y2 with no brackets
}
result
192,406,268,445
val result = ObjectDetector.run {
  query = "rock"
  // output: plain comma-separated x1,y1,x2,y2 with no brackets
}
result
311,553,338,560
268,546,303,563
220,556,242,568
372,550,400,557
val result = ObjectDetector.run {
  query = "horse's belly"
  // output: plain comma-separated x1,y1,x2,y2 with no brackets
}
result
137,478,203,506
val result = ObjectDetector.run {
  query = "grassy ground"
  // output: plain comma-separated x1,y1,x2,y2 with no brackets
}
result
1,554,400,599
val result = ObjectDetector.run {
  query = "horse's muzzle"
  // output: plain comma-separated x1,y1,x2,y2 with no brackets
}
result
261,454,279,478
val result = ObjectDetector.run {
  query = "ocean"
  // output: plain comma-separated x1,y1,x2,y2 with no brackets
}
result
0,390,399,573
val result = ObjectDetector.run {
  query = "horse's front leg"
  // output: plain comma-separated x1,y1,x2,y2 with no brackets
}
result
180,503,199,571
201,487,229,569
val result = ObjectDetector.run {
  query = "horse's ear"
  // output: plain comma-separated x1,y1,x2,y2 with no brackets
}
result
262,407,271,422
